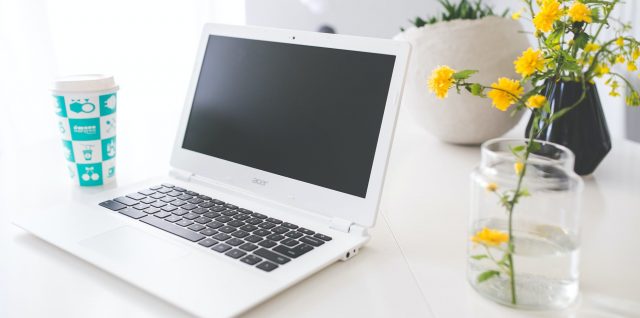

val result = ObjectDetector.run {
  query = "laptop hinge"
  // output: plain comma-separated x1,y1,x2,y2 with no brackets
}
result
169,169,194,182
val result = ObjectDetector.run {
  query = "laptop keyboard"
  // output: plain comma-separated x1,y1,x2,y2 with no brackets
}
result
98,183,332,272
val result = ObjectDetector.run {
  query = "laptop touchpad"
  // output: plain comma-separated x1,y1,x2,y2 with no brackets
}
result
80,226,189,265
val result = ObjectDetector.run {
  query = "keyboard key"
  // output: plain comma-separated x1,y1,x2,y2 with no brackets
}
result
281,238,299,247
173,187,186,192
212,233,231,241
200,228,218,236
139,189,155,196
237,208,253,214
233,214,250,221
240,224,258,232
285,231,303,239
150,185,163,190
239,242,258,251
266,218,282,224
253,229,271,236
227,220,244,227
154,211,171,218
161,183,175,188
198,195,212,201
194,217,212,224
212,243,232,253
158,188,172,194
297,228,315,235
192,207,208,214
161,196,176,203
245,235,263,243
258,240,276,248
165,215,182,223
161,205,177,212
172,200,186,206
203,212,220,219
185,190,199,196
150,193,165,199
206,221,224,229
114,196,138,206
255,248,290,264
218,226,236,234
300,236,324,247
256,261,278,272
215,216,233,223
240,255,262,265
99,200,127,211
133,203,150,210
172,208,188,216
141,197,156,204
119,207,147,219
140,215,205,242
176,220,193,227
258,222,276,229
167,191,182,197
225,249,246,259
282,222,299,229
177,194,193,201
314,233,333,241
225,204,238,209
246,218,263,225
252,213,267,219
212,199,225,205
188,198,204,205
144,207,161,214
183,213,199,220
273,243,313,259
181,203,198,210
271,226,290,234
199,202,215,208
226,238,244,246
222,210,238,216
210,206,226,212
231,230,249,238
188,224,206,232
198,238,218,247
151,201,167,208
126,193,146,200
266,234,285,241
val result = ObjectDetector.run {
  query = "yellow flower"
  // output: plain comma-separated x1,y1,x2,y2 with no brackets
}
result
486,182,498,192
628,62,638,72
616,55,625,64
514,48,545,77
533,0,562,33
471,227,509,247
428,65,456,99
633,48,640,61
595,64,610,77
514,161,525,175
584,43,600,53
512,8,524,20
526,95,547,109
616,37,625,47
568,2,592,23
487,78,524,111
609,80,620,97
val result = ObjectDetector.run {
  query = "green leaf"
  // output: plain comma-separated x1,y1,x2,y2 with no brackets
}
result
470,83,483,96
543,101,551,114
477,270,501,283
512,145,525,153
452,70,478,80
471,254,488,260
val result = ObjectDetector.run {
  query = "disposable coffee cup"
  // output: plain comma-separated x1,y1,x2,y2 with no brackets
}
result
52,74,119,186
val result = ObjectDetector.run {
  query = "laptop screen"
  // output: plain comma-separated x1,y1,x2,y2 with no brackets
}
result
182,35,396,198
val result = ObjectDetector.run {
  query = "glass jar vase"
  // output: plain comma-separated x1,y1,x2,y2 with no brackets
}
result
468,138,583,310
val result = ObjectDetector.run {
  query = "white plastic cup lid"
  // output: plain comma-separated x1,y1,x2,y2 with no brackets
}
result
52,74,119,93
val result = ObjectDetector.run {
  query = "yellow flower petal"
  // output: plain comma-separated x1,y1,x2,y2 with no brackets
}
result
471,227,509,246
584,43,600,53
628,62,638,72
568,2,592,23
486,182,498,192
526,95,547,109
427,65,456,99
487,78,524,111
616,55,625,64
616,37,625,47
514,161,525,175
533,0,562,33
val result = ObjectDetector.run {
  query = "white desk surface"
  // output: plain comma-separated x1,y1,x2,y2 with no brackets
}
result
1,106,639,318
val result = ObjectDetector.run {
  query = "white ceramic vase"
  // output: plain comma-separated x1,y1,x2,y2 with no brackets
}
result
394,16,530,145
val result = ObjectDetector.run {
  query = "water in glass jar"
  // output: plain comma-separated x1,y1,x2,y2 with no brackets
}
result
468,218,579,310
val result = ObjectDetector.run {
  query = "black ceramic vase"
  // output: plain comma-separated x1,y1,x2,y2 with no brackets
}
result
526,80,611,175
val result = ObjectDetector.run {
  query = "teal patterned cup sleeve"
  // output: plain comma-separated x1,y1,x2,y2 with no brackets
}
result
53,75,118,187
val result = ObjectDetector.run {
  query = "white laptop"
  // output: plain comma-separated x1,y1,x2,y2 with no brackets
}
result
14,24,410,317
